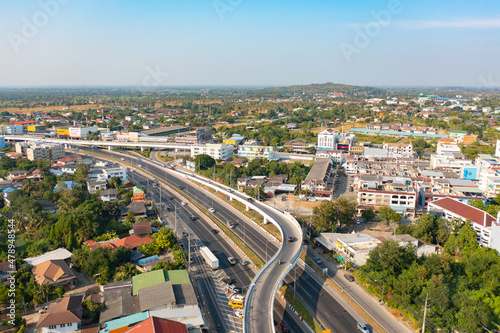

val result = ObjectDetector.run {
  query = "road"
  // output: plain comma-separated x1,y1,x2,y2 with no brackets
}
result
85,149,308,333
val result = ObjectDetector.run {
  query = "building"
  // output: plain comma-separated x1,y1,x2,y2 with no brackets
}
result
191,143,233,160
419,178,486,210
223,134,246,146
36,296,83,333
196,128,212,143
121,202,148,219
32,259,76,286
7,125,23,135
336,133,356,152
69,126,98,139
132,187,145,202
428,197,500,251
436,138,461,155
100,166,128,182
27,124,46,132
349,143,364,156
357,175,417,216
87,180,107,193
100,189,119,201
0,136,5,149
478,168,500,198
24,248,73,266
449,130,468,141
8,170,30,181
383,142,413,158
122,317,188,333
21,143,65,161
140,126,188,136
317,128,338,150
132,222,152,236
283,138,315,154
37,199,58,214
301,158,333,195
237,145,274,160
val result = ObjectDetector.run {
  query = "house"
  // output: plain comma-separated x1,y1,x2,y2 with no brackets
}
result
36,295,83,333
122,317,188,333
32,259,76,286
87,235,154,251
132,186,145,202
231,158,247,167
5,152,23,159
37,199,59,214
122,202,147,218
100,189,119,202
54,181,78,192
25,248,73,266
87,180,107,194
122,180,134,190
8,170,30,181
132,222,152,236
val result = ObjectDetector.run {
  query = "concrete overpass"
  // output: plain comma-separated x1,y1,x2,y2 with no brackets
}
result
2,135,192,151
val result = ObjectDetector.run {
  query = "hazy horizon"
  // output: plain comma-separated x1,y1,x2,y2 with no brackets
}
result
2,0,499,87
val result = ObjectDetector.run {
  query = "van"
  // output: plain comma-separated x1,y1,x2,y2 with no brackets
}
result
228,300,244,309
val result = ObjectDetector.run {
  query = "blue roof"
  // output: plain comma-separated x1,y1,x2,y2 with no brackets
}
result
2,187,17,194
53,181,76,192
50,169,64,176
349,128,448,138
101,312,149,332
138,255,159,265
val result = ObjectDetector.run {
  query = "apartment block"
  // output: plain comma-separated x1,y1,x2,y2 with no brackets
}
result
191,143,233,160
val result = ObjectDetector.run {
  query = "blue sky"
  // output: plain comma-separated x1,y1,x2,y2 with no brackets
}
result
1,0,499,87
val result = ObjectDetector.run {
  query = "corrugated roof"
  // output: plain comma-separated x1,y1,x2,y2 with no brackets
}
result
429,197,495,227
132,269,166,296
166,270,191,285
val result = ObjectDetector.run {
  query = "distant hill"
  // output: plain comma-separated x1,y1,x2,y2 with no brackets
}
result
253,82,386,97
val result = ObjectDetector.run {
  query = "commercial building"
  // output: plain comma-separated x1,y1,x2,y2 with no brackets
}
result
428,197,500,251
336,133,356,152
140,125,188,137
237,145,274,160
27,125,46,132
191,143,233,160
6,125,23,135
436,138,461,155
317,128,338,150
223,134,246,146
69,125,98,139
26,143,65,161
418,178,486,210
301,158,333,195
383,142,413,158
357,175,417,216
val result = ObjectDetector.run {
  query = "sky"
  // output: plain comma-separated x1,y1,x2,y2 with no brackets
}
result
1,0,499,87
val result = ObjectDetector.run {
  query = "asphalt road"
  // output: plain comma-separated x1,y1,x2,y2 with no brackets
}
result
86,148,359,333
85,148,308,333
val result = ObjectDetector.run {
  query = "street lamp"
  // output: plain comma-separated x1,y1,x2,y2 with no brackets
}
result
374,279,385,303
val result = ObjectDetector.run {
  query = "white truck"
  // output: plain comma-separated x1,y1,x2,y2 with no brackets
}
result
200,246,219,270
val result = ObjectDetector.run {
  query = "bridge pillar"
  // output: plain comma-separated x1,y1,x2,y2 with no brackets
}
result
108,146,113,151
264,216,268,224
246,205,249,211
141,146,145,152
229,196,233,201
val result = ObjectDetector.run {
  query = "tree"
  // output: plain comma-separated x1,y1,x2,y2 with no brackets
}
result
22,179,36,196
312,201,336,232
73,163,89,185
331,197,356,229
195,154,215,171
378,205,395,222
361,209,375,221
108,176,122,189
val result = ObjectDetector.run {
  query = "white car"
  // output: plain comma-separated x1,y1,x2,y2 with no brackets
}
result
208,207,216,213
231,294,245,302
234,310,244,319
181,201,187,206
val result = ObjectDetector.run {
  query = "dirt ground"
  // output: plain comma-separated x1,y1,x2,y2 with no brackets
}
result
1,104,96,113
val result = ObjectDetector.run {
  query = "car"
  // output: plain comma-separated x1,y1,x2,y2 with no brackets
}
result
333,195,337,199
302,239,309,245
166,207,173,212
179,186,184,190
208,207,216,213
169,196,174,200
228,285,241,294
314,256,323,265
357,322,370,333
279,322,291,333
241,260,249,266
211,229,218,234
288,236,294,242
182,231,188,238
190,215,196,221
227,257,238,265
138,164,142,168
307,196,317,201
153,183,157,187
181,201,187,206
221,276,233,284
247,197,253,202
234,310,244,319
170,166,175,170
281,197,286,201
120,157,125,161
230,294,245,302
344,274,355,282
356,219,361,225
227,222,235,229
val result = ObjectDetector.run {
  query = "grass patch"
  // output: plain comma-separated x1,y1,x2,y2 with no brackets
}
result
279,285,323,333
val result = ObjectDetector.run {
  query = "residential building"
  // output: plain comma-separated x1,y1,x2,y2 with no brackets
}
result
191,143,233,160
430,153,474,171
357,175,417,216
36,296,83,333
0,136,5,149
317,128,338,150
25,248,73,266
8,170,30,181
462,134,478,146
37,199,58,214
428,197,500,251
132,187,145,202
436,138,461,155
122,317,188,333
383,142,413,158
99,166,128,182
237,145,274,160
15,142,29,155
478,168,500,198
419,178,486,210
284,138,315,153
86,235,153,251
223,134,246,146
349,143,364,156
100,189,119,201
449,130,468,141
32,259,76,286
25,143,65,161
301,158,333,196
132,222,152,236
122,202,148,219
7,125,23,135
87,180,107,193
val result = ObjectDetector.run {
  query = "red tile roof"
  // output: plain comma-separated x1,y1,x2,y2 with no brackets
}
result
123,317,188,333
429,197,495,227
10,120,38,125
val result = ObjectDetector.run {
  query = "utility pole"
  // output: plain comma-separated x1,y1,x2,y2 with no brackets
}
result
159,182,162,221
422,292,429,333
188,233,191,271
175,202,178,236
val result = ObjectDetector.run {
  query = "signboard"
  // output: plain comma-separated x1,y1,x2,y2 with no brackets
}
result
69,127,81,138
57,129,69,136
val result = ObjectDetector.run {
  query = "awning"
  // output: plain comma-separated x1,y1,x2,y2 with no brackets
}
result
335,255,346,263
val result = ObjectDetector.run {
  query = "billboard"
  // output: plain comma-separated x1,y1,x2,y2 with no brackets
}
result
57,129,70,136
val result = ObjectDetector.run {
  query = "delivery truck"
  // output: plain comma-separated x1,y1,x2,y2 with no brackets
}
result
200,246,219,270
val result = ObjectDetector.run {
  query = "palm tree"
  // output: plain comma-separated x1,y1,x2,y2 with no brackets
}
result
23,179,36,196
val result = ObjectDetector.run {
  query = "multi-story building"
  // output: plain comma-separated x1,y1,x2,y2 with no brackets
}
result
0,136,4,149
430,153,474,171
478,168,500,198
349,143,364,156
69,126,98,139
7,125,23,135
336,133,356,152
237,145,274,160
357,175,417,216
27,125,46,133
429,197,500,252
383,142,413,158
436,138,461,155
419,178,486,210
98,166,128,182
191,143,233,160
317,128,338,150
26,144,65,161
301,158,333,195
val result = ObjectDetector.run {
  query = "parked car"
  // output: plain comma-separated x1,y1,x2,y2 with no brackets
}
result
357,322,370,333
179,186,184,190
227,257,238,265
181,201,187,206
356,219,361,224
344,274,355,282
234,310,244,318
230,294,245,302
222,276,233,284
302,239,309,245
228,285,241,294
182,231,188,238
314,256,323,265
280,322,291,333
190,215,196,221
307,196,317,201
170,166,175,170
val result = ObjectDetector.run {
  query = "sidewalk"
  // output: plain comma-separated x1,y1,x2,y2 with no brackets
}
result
305,246,413,333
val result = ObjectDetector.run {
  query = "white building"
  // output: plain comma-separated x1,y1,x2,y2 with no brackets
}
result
7,125,23,135
436,141,461,155
237,145,274,160
301,158,332,193
317,128,338,150
495,140,500,158
383,142,413,158
191,143,233,161
98,166,128,182
69,126,98,139
25,143,65,161
316,149,344,164
429,197,500,251
478,168,500,198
